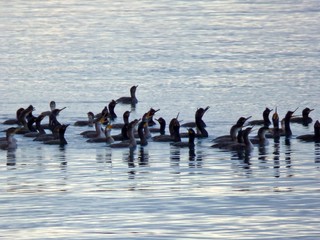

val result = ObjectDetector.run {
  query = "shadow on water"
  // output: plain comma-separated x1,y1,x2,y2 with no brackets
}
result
138,146,149,167
59,145,67,170
284,138,293,177
6,149,16,167
231,149,252,176
188,147,203,169
258,145,267,166
170,146,180,174
124,148,136,179
273,139,280,178
315,143,320,164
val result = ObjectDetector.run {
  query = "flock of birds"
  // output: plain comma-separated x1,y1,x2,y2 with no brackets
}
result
1,85,319,153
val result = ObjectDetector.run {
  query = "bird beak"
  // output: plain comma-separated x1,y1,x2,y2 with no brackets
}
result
292,107,299,114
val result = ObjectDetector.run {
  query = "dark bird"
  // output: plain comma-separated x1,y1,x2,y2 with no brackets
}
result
2,107,24,125
291,107,314,126
213,116,252,143
116,85,138,105
171,128,196,148
43,124,69,146
74,112,95,127
0,127,20,150
248,107,273,127
297,120,320,142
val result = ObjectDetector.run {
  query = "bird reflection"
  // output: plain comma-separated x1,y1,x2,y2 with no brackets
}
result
284,138,293,177
6,149,16,167
258,145,267,166
170,146,180,173
314,143,320,164
188,148,203,169
126,148,136,179
273,140,280,178
59,145,67,170
231,149,252,176
138,147,149,167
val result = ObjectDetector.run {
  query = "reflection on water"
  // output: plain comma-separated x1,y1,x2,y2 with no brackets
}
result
273,140,281,178
6,149,16,167
315,143,320,164
138,147,149,167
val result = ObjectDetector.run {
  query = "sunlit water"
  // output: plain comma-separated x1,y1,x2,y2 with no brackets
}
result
1,0,320,239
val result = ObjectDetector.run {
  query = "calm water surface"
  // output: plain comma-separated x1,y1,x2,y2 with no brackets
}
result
1,0,320,239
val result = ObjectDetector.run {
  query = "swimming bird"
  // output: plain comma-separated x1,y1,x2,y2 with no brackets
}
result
41,101,57,117
43,124,69,146
250,126,270,146
267,107,298,139
212,127,254,152
116,85,138,105
108,100,117,120
24,114,46,138
86,123,114,143
111,110,131,129
48,107,66,132
152,116,180,142
138,121,148,147
248,107,273,127
195,107,209,138
2,107,24,125
110,119,140,149
81,115,105,139
171,128,196,148
297,120,320,142
17,105,35,129
0,127,20,150
213,116,252,143
74,112,94,127
149,117,166,134
147,108,160,127
291,107,314,126
181,106,210,128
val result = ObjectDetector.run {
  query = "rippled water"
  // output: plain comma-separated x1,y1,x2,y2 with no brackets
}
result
1,0,320,239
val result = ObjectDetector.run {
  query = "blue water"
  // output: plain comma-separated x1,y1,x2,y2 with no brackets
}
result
1,0,320,239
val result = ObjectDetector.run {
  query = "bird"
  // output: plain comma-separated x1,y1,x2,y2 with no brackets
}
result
86,123,114,143
24,114,47,138
250,126,270,146
149,117,166,134
181,106,209,128
0,127,20,150
2,107,24,125
171,128,196,148
212,127,254,152
81,115,105,139
111,110,131,129
43,124,69,146
195,107,209,138
108,100,118,120
152,116,180,142
74,112,95,127
213,116,252,143
291,107,314,126
16,105,35,132
110,119,140,149
116,85,138,105
147,108,160,127
41,101,57,117
297,120,320,142
267,107,298,139
248,107,273,127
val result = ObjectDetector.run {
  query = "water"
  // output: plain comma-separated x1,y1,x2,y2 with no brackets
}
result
1,0,320,239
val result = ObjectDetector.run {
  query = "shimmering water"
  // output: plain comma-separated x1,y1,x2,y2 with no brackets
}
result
1,0,320,239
